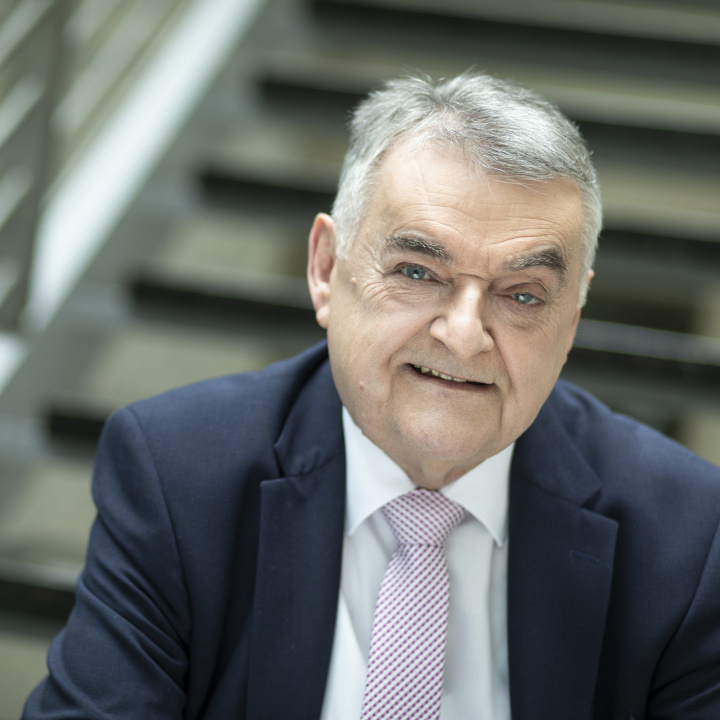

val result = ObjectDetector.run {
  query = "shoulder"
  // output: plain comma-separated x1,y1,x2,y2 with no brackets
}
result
548,378,719,477
546,378,720,519
124,341,330,437
110,341,330,454
96,341,332,504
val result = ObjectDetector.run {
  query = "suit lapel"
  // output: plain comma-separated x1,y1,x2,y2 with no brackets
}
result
507,394,618,720
246,359,346,720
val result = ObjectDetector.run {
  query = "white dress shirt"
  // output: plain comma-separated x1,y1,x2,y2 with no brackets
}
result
320,408,513,719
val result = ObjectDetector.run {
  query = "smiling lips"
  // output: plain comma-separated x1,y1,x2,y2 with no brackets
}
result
411,364,487,385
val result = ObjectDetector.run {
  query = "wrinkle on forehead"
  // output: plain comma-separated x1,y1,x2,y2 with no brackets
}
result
365,143,584,270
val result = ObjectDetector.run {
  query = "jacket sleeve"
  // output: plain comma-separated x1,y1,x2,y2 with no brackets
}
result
21,407,191,719
648,517,720,719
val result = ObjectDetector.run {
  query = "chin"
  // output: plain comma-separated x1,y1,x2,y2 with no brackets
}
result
401,425,491,466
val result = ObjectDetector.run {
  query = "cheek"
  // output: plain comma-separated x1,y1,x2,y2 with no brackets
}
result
500,326,566,389
330,313,387,387
360,283,439,333
331,311,424,401
354,298,432,354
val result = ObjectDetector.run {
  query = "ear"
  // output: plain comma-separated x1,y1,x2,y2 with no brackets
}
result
307,213,337,329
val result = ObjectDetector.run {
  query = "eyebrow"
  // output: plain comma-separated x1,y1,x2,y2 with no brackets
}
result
384,234,568,280
384,234,452,262
504,247,568,278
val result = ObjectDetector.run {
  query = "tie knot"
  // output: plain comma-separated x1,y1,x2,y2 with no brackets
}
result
382,488,465,547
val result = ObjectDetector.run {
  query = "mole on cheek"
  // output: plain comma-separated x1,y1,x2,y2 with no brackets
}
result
351,277,357,285
359,381,365,390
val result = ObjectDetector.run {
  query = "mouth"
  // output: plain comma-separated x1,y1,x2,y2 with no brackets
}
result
410,364,489,387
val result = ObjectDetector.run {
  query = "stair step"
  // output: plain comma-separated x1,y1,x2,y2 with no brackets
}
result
315,0,720,45
0,612,64,719
311,0,720,87
0,458,93,574
159,211,308,280
129,268,319,335
259,74,720,175
257,43,720,137
193,115,720,241
566,320,720,411
0,457,92,623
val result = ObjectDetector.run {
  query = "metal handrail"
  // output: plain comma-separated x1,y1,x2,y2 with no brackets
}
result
0,0,193,329
0,0,62,328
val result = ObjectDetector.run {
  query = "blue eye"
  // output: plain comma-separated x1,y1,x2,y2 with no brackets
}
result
512,292,540,306
401,265,431,280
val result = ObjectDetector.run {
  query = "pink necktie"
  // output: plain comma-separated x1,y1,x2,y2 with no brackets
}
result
361,487,466,720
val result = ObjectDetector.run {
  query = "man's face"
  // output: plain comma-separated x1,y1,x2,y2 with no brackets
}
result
308,142,589,488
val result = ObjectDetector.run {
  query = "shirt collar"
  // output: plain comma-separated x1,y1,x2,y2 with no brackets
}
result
342,407,513,547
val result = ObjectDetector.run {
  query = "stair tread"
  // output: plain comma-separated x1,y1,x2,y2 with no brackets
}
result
0,457,94,577
258,44,720,134
320,0,720,44
202,117,720,238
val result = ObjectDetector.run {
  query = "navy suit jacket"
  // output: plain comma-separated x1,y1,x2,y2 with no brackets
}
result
23,342,720,719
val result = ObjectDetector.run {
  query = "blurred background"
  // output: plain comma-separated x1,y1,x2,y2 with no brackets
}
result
0,0,719,714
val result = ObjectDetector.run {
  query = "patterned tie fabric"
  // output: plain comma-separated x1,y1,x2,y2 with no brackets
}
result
361,487,466,720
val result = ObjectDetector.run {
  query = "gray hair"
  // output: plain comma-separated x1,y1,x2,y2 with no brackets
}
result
331,71,602,305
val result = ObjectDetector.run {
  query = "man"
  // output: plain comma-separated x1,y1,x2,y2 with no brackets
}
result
23,73,720,719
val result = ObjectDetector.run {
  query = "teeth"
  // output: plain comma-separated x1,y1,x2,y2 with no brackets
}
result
413,365,468,383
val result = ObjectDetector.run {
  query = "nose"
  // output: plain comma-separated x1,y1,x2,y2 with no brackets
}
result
429,282,494,360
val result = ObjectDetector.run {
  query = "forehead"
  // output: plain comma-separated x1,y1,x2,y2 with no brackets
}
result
361,143,585,266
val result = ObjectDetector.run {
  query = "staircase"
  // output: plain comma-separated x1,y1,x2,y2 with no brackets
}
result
1,0,720,714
